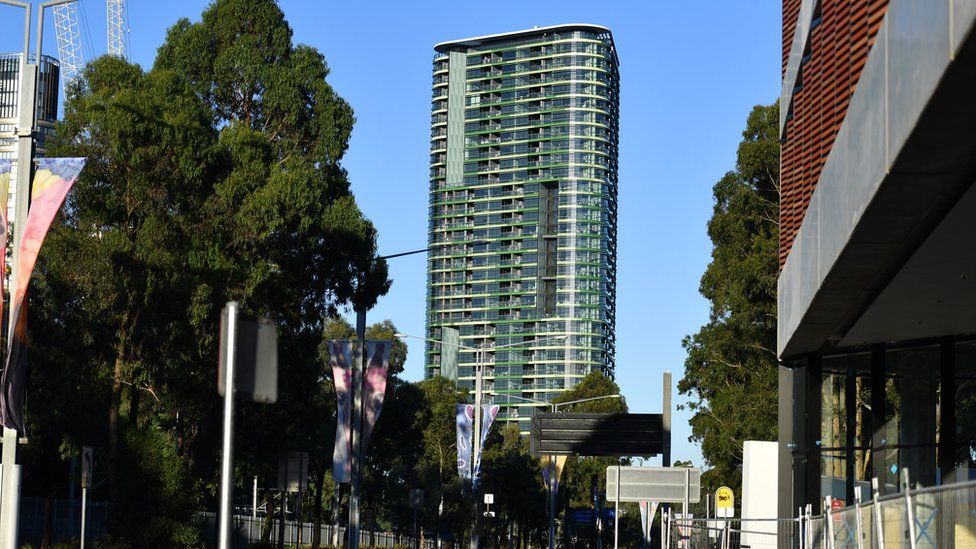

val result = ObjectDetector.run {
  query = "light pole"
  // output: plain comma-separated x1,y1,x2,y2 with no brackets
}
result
345,239,489,549
0,3,76,548
396,332,568,548
491,392,622,549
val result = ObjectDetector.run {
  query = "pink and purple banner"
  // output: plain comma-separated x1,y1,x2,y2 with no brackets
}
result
455,403,500,488
456,404,474,481
1,158,85,432
472,404,499,487
326,339,391,484
362,341,391,449
0,160,10,327
327,340,354,483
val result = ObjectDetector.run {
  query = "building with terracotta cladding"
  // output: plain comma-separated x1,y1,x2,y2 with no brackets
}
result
777,0,976,535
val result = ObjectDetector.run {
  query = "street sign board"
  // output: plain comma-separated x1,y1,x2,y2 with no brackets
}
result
605,466,701,503
409,489,424,510
530,413,664,457
570,509,617,524
277,451,309,493
483,493,494,504
81,446,93,489
218,305,278,404
716,486,734,518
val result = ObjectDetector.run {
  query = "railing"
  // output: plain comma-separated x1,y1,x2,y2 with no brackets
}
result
799,471,976,549
200,512,434,548
663,469,976,549
664,508,799,549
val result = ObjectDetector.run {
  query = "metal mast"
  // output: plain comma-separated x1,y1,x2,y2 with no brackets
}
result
106,0,125,58
53,1,83,90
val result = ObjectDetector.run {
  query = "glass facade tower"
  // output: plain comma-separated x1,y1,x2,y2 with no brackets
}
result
426,25,619,430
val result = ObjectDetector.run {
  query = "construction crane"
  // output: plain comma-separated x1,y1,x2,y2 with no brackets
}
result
53,0,129,95
106,0,127,58
53,2,84,90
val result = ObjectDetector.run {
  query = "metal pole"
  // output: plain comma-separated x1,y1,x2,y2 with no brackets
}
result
664,508,670,549
871,478,883,548
347,308,366,549
797,507,804,549
683,467,690,526
332,483,341,547
903,469,917,549
80,485,87,549
662,372,671,467
470,345,483,549
853,486,864,549
824,497,834,549
0,6,32,546
613,462,620,549
253,476,258,519
217,302,238,549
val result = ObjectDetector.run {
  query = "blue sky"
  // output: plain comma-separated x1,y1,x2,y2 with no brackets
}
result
3,0,780,467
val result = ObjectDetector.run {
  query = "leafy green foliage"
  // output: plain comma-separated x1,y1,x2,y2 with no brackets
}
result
28,0,389,544
679,103,780,491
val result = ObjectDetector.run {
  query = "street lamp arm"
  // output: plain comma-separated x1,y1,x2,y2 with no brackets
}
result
487,392,552,410
395,332,479,351
553,394,622,411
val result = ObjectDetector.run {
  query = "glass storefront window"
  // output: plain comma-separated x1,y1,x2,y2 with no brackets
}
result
955,341,976,480
885,346,939,490
821,352,870,503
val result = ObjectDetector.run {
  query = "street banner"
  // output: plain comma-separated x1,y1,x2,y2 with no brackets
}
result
327,340,354,483
0,160,10,325
540,455,568,492
456,404,474,481
472,404,499,488
1,158,85,432
362,340,391,449
639,502,659,545
440,327,460,380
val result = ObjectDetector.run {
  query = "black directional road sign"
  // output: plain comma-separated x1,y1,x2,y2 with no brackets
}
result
530,413,664,457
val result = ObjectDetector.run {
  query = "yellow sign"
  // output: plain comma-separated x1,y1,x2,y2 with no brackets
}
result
716,486,734,518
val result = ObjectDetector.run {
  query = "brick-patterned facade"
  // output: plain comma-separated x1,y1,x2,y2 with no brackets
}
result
780,0,889,267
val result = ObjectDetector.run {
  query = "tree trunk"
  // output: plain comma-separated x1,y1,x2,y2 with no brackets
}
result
311,465,325,548
108,344,125,505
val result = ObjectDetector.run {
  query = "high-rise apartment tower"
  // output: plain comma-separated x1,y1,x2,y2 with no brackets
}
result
426,25,619,429
0,53,60,223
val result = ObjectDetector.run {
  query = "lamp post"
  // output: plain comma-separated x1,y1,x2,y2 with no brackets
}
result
0,3,77,548
396,332,568,548
345,239,490,549
491,392,622,549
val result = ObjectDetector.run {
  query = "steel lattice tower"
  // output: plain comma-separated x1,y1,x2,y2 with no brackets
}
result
53,3,83,91
106,0,127,58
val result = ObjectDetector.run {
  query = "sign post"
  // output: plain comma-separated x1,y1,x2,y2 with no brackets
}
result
409,489,424,549
80,446,92,549
217,302,278,549
715,486,734,518
606,467,702,504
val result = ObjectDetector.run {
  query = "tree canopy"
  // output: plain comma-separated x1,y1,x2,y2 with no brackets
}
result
29,0,389,544
678,103,780,491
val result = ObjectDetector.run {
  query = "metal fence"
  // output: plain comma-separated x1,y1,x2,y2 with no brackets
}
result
18,496,110,545
662,472,976,548
201,512,435,548
663,512,799,549
799,473,976,549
